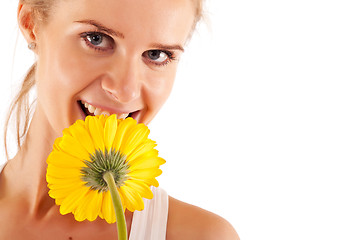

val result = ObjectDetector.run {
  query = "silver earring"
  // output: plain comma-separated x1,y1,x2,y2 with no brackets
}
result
28,42,36,50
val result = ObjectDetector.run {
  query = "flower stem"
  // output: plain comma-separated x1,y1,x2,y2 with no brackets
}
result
103,171,127,240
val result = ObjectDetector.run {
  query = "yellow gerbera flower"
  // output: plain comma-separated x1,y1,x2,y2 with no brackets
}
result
46,115,165,224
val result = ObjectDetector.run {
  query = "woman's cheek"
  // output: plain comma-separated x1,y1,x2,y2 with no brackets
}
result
146,70,176,110
54,50,97,89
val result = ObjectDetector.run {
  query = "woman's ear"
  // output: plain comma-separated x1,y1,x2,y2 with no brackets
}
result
18,3,38,49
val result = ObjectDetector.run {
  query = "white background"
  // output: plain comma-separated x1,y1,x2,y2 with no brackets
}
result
1,0,360,239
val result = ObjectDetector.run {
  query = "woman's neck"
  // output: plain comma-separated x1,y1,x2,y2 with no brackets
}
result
4,108,59,214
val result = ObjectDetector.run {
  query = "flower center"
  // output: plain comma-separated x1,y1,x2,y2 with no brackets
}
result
81,149,130,192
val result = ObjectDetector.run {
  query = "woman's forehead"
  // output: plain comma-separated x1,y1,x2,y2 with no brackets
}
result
49,0,195,29
47,0,195,44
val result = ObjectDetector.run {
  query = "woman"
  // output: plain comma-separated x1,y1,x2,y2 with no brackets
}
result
0,0,239,239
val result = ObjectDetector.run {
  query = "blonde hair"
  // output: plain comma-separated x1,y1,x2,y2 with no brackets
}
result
4,0,54,160
4,0,205,159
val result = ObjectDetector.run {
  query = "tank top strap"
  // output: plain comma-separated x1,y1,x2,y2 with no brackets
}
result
129,186,169,240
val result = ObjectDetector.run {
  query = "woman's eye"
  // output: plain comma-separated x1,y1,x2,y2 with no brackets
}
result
81,32,114,51
143,50,175,66
87,34,103,46
148,50,168,62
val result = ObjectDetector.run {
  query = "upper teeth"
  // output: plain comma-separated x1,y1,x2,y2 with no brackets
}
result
81,101,129,119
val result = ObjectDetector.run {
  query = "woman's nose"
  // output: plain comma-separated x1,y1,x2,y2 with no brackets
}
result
101,58,141,103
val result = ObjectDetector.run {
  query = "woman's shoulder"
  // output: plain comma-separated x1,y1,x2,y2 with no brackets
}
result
0,162,6,173
166,196,240,240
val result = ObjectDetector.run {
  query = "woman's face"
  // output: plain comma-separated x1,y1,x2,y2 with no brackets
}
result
33,0,195,135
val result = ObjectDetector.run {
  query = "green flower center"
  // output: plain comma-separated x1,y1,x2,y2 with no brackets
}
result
81,149,130,192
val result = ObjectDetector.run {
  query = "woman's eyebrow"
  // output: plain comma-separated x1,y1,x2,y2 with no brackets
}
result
150,43,184,52
74,19,125,39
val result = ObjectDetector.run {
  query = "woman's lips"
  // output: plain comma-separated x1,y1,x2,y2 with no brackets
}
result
78,100,142,122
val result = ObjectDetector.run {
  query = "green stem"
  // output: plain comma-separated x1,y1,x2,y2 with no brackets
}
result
103,171,127,240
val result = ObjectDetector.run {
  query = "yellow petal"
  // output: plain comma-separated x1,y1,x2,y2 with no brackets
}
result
59,186,89,216
118,188,126,213
47,166,82,179
46,173,80,182
47,151,86,169
74,190,102,222
128,168,162,187
86,116,105,152
104,114,118,151
62,128,72,137
121,124,149,156
141,178,159,187
86,190,103,221
48,178,84,190
127,148,158,165
128,157,166,171
127,139,157,162
128,168,163,179
112,118,137,152
49,181,84,199
125,179,153,199
53,138,62,151
120,185,144,212
58,134,90,161
67,121,96,155
97,114,107,126
100,190,116,223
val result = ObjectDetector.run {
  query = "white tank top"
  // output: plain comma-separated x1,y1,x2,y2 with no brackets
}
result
129,186,169,240
0,162,169,240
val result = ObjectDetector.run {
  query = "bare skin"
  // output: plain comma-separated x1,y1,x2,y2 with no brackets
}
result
0,0,239,239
